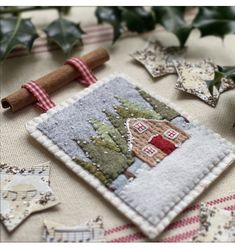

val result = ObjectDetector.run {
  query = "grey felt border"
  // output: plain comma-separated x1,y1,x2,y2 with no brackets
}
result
26,73,235,239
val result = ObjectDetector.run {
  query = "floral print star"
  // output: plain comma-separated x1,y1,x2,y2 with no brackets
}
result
174,60,235,107
130,39,185,78
193,203,235,242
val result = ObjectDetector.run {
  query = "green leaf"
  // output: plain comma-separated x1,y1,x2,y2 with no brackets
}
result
217,65,235,81
152,6,192,47
121,7,155,33
44,18,85,54
57,6,71,15
193,7,235,38
95,7,124,42
206,71,223,95
0,16,38,60
206,65,235,95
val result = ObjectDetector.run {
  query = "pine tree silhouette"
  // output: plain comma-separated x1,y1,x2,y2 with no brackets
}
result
90,119,133,164
73,95,169,185
73,157,109,185
116,96,162,120
75,139,129,181
105,97,163,141
136,87,179,120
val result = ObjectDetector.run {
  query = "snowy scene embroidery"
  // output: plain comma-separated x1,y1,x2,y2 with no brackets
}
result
126,118,189,166
32,75,234,239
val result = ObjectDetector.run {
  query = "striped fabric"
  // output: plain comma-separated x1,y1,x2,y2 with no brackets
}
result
22,58,97,112
65,57,97,86
22,80,55,112
104,194,235,242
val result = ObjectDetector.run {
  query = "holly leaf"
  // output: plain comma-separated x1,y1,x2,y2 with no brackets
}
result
57,6,71,15
206,71,224,95
152,6,192,47
193,7,235,38
121,7,155,33
0,17,38,60
206,65,235,95
95,7,124,42
217,65,235,81
44,18,85,54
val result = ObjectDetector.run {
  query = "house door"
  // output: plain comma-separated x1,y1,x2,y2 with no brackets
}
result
149,135,176,155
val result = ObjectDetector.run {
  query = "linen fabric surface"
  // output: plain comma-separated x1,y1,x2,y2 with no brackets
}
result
1,7,235,242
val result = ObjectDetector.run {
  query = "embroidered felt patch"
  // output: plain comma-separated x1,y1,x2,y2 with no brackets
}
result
0,162,59,232
26,74,235,239
193,203,235,242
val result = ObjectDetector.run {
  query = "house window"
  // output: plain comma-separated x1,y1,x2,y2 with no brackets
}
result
142,144,158,157
133,121,148,133
164,128,179,140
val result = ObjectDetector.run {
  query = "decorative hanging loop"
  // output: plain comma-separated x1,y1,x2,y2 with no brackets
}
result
65,57,97,86
1,48,109,113
22,80,55,112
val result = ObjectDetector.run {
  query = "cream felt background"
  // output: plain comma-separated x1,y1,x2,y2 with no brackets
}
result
1,7,235,242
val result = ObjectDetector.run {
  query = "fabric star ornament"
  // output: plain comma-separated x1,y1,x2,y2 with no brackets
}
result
130,39,185,78
174,60,235,107
43,216,105,242
193,203,235,242
0,162,59,232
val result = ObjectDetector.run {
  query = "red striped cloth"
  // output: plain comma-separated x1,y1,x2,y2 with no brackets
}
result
104,194,235,242
65,57,97,86
22,80,55,112
22,58,96,112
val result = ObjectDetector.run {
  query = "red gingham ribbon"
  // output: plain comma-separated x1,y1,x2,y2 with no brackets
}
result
65,57,97,86
22,80,55,112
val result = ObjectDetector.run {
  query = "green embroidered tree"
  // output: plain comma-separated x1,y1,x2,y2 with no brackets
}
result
74,95,172,186
90,119,121,152
116,97,162,119
104,110,127,138
136,87,180,120
90,136,120,152
75,139,130,181
73,157,109,185
105,97,163,141
90,119,134,165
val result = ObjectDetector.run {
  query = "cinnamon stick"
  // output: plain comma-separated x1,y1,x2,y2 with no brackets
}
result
1,47,110,112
